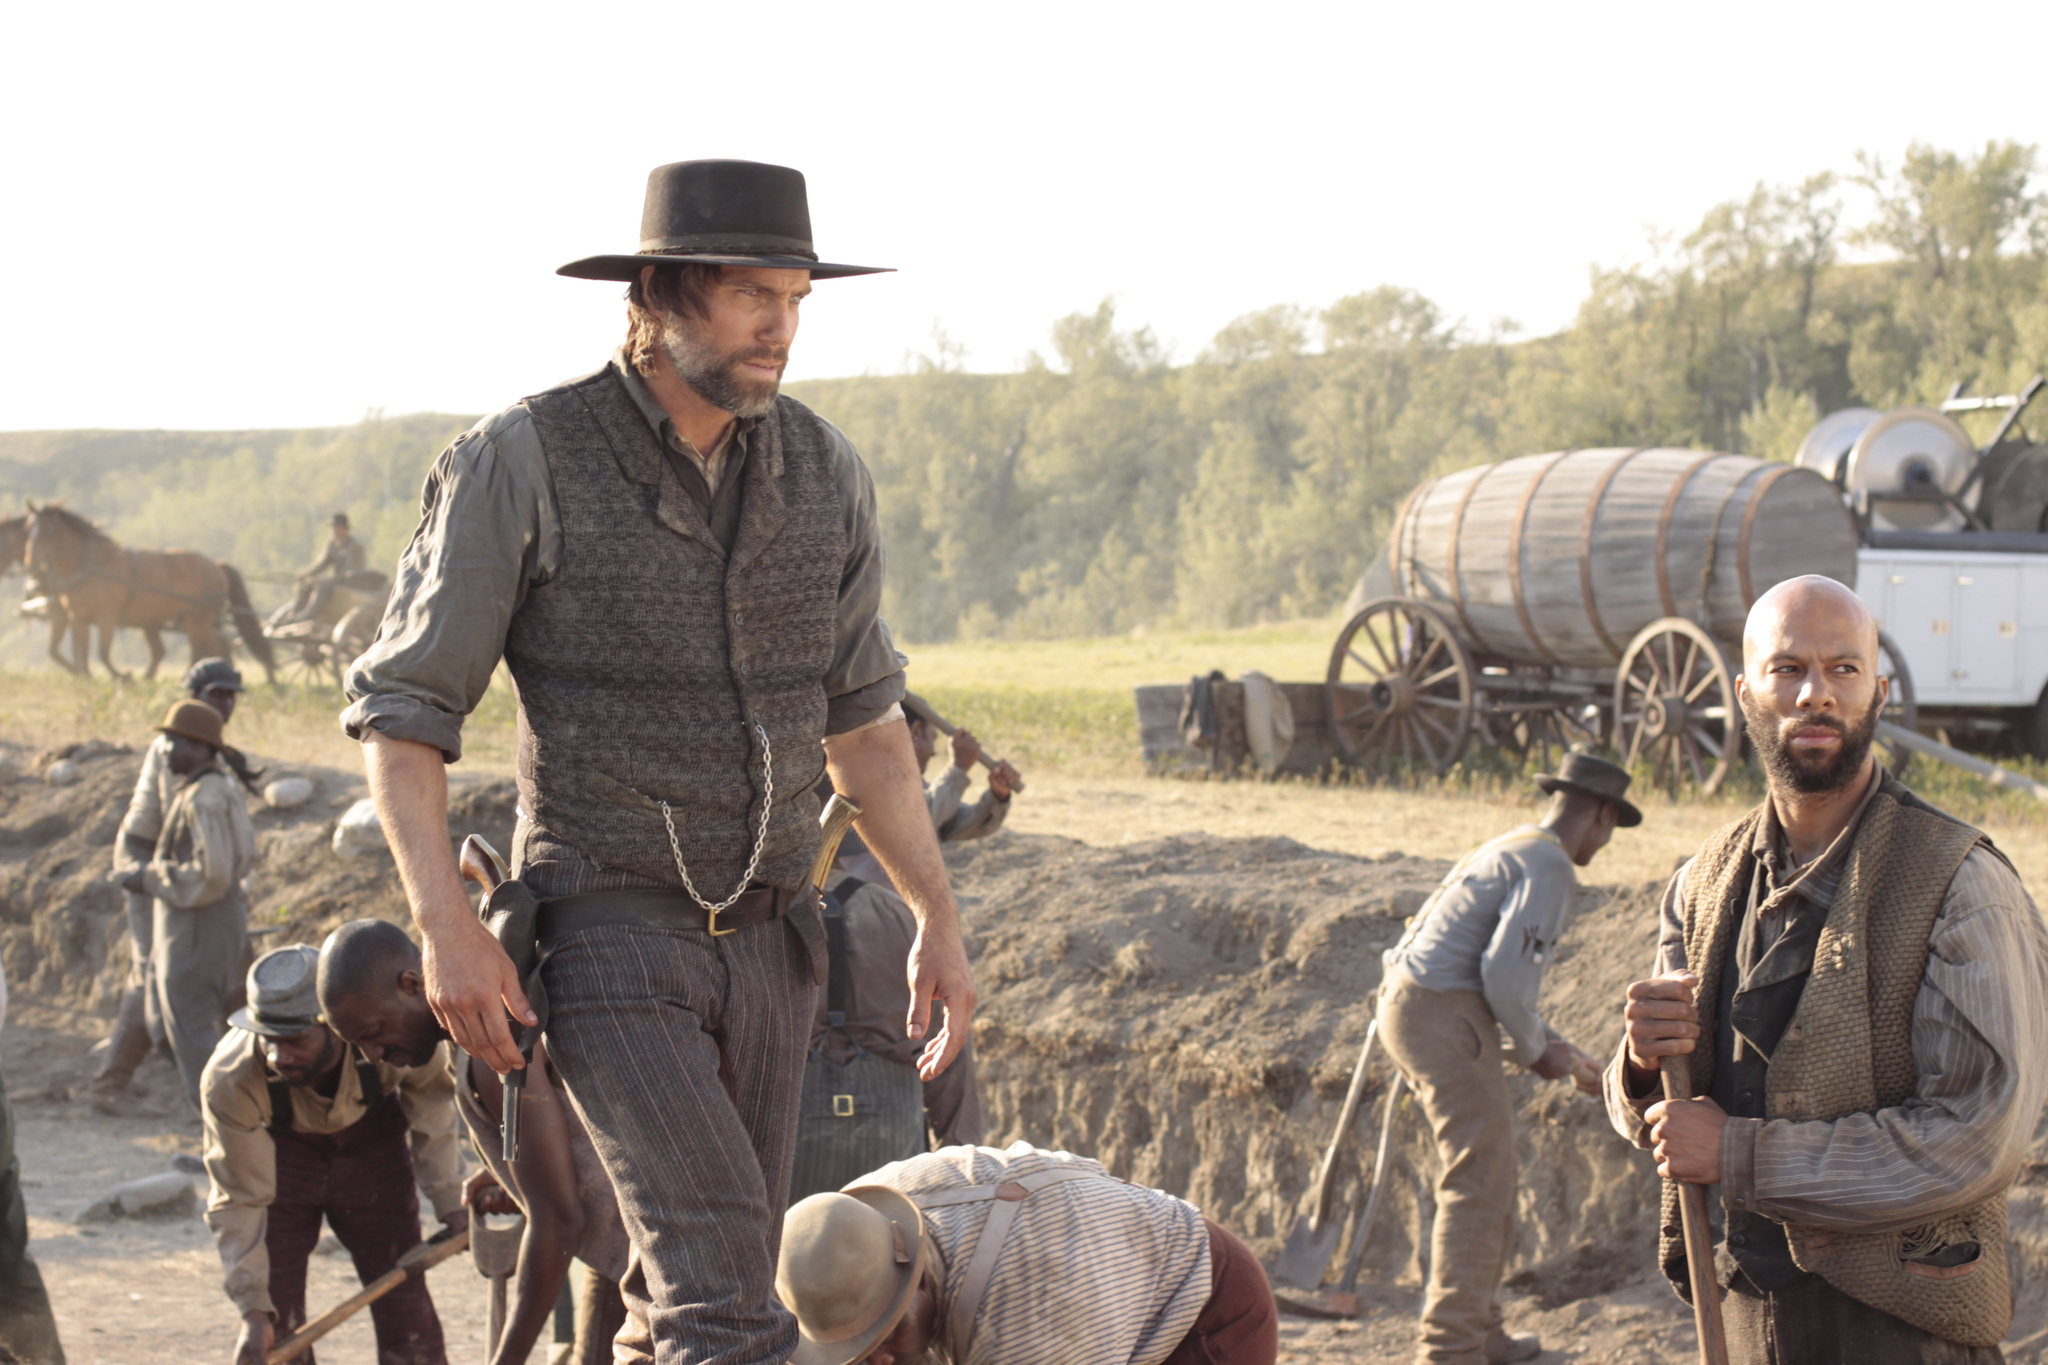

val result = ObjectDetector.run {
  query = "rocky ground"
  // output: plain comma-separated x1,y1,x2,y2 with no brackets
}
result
2,741,2046,1361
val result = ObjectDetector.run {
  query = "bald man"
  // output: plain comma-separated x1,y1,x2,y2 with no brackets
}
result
1603,576,2048,1362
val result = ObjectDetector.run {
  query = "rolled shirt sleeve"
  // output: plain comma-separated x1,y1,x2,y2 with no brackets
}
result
1478,851,1578,1068
925,766,971,831
397,1046,467,1221
938,787,1010,844
341,409,559,762
818,418,906,734
115,736,172,869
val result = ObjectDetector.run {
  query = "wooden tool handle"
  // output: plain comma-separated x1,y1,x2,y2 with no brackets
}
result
810,794,864,891
917,702,1026,793
1660,1057,1730,1365
458,834,507,893
267,1226,472,1364
1307,1020,1378,1229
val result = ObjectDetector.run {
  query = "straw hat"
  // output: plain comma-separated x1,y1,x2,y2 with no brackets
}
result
776,1187,928,1365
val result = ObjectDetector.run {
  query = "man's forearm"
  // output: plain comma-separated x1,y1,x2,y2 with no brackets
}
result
362,730,468,935
825,723,958,927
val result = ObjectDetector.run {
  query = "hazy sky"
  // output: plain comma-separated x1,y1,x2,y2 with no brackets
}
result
4,1,2045,431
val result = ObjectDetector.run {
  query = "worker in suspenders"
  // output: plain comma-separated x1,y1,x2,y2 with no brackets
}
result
1378,752,1639,1365
200,945,466,1365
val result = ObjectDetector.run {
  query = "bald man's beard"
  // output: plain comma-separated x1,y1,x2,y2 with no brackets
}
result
1742,692,1882,795
660,315,785,419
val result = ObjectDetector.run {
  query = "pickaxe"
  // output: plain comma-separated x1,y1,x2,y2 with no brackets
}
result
266,1223,471,1364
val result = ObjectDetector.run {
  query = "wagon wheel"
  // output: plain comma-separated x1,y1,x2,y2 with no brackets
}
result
273,638,334,689
1325,598,1476,778
1613,618,1742,796
1876,629,1918,777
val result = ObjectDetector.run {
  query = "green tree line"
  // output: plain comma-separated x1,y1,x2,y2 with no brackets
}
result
3,140,2043,639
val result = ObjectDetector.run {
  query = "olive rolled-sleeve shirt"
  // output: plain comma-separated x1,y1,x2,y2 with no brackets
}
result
341,349,905,761
201,1031,465,1318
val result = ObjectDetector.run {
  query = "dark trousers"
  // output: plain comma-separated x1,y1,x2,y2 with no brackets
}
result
543,917,816,1365
91,891,157,1094
0,1071,62,1365
267,1094,444,1365
146,890,248,1113
1726,1273,2004,1365
1161,1220,1279,1365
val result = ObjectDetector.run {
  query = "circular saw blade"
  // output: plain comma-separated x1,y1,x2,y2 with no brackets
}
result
1794,407,1881,483
1846,407,1977,531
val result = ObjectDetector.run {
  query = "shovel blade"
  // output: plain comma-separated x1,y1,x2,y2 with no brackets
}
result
1271,1215,1343,1292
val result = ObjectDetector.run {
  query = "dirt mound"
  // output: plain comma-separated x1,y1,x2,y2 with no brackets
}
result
946,829,2048,1342
0,739,516,1015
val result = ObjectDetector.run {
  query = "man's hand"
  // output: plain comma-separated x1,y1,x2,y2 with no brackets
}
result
234,1310,274,1365
466,1168,521,1217
1647,1094,1727,1183
1625,970,1701,1081
907,921,977,1081
1532,1040,1603,1095
118,869,146,895
950,729,982,773
987,760,1020,801
440,1206,470,1239
421,914,531,1075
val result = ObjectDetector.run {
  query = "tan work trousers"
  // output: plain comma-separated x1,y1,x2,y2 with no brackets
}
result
1378,976,1516,1365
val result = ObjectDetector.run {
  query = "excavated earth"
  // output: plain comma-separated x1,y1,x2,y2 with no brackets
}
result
4,743,2048,1361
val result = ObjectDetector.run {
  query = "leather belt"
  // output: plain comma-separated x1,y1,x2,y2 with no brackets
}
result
537,882,812,941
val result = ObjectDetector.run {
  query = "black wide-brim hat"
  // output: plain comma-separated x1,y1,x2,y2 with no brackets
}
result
1535,751,1644,827
558,159,891,282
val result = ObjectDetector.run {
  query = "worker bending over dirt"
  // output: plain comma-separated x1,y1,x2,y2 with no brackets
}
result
1608,576,2048,1363
96,660,255,1112
790,873,985,1203
316,919,629,1365
202,944,465,1365
116,699,259,1113
1378,751,1634,1365
906,693,1018,844
777,1141,1277,1365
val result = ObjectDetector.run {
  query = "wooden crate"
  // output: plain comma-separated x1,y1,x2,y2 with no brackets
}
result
1134,680,1339,778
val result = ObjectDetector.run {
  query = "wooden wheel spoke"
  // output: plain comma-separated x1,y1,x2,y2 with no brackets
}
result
1363,622,1397,671
1685,669,1721,703
1682,733,1705,789
1338,703,1378,726
1415,695,1467,709
1409,717,1441,771
1347,647,1381,678
1689,725,1725,760
1407,631,1446,680
1412,706,1456,744
1418,664,1463,689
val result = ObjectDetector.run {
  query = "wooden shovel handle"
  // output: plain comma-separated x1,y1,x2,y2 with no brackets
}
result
266,1227,471,1364
1661,1057,1731,1365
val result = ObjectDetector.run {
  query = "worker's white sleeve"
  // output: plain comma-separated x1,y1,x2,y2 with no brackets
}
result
115,737,170,862
925,766,971,831
1478,859,1575,1068
399,1045,468,1220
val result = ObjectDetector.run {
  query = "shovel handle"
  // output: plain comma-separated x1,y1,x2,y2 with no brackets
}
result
1307,1020,1378,1229
1661,1057,1731,1365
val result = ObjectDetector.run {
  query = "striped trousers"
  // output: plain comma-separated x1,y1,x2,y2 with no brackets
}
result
543,917,817,1365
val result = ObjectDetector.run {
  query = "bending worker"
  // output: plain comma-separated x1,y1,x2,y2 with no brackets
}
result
316,919,630,1365
117,700,258,1113
1608,576,2048,1362
776,1141,1277,1365
1378,752,1634,1365
202,943,465,1365
96,659,253,1112
906,693,1017,843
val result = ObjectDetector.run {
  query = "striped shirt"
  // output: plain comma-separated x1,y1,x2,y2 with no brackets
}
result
1606,784,2048,1231
865,1143,1210,1365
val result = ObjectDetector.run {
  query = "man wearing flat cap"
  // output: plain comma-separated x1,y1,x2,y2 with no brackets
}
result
344,159,976,1363
97,659,255,1111
116,697,259,1113
1377,752,1638,1365
202,944,464,1365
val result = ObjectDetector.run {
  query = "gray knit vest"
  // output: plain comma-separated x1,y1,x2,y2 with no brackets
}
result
507,367,844,894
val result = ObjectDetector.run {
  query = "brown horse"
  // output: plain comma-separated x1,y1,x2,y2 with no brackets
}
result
0,513,78,670
23,505,276,682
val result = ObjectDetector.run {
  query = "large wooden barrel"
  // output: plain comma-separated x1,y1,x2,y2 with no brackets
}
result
1389,448,1858,669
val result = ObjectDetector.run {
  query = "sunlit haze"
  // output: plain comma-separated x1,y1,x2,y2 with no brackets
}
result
4,0,2045,430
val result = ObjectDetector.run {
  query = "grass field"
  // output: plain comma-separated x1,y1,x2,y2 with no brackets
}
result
8,614,2048,892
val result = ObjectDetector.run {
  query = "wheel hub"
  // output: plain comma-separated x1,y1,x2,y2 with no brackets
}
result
1643,693,1688,741
1370,675,1416,716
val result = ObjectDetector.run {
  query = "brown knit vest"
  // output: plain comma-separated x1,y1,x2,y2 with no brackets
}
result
1661,777,2012,1347
508,368,846,894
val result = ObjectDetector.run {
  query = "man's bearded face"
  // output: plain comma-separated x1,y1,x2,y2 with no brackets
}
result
661,311,786,419
1742,685,1881,794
